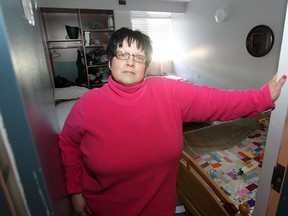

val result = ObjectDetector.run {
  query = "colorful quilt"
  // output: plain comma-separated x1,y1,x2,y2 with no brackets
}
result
193,117,269,214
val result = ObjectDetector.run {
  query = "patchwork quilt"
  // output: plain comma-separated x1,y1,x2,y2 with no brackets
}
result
193,117,269,214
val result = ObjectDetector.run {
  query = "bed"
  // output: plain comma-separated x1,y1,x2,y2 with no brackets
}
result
177,112,270,216
54,86,89,130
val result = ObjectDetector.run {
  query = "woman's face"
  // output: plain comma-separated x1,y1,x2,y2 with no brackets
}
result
110,39,147,86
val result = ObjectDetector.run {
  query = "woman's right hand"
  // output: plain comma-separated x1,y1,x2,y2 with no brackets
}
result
71,193,92,216
268,74,287,102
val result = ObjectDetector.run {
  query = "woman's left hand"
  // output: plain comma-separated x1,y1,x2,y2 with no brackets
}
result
268,74,287,102
71,193,93,216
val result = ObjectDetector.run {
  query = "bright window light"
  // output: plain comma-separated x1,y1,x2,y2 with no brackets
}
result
131,11,172,61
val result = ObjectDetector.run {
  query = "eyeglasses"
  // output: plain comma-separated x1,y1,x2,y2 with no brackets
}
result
114,51,146,63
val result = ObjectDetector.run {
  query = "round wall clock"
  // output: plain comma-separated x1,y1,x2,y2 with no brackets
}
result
246,25,274,57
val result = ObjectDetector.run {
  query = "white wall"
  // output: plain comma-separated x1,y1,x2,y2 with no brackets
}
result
38,0,187,13
114,0,287,90
114,10,132,29
38,0,287,90
171,0,287,89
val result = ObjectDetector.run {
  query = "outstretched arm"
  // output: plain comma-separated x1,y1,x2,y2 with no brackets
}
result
269,74,287,102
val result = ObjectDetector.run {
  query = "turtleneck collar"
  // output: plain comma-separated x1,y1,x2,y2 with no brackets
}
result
107,76,146,101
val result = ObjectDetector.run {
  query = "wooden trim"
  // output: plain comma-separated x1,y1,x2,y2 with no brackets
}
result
0,171,17,216
177,151,239,216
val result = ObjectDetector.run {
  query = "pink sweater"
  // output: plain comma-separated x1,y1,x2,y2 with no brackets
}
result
59,76,274,216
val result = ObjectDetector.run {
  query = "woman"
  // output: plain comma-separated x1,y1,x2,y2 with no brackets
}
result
59,27,286,216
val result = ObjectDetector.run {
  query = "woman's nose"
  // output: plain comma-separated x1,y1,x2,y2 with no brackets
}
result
126,55,135,66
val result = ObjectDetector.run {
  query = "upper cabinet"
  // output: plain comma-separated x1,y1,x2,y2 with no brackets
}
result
39,8,114,89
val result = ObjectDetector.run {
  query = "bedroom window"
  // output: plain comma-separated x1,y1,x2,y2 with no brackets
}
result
131,11,172,62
